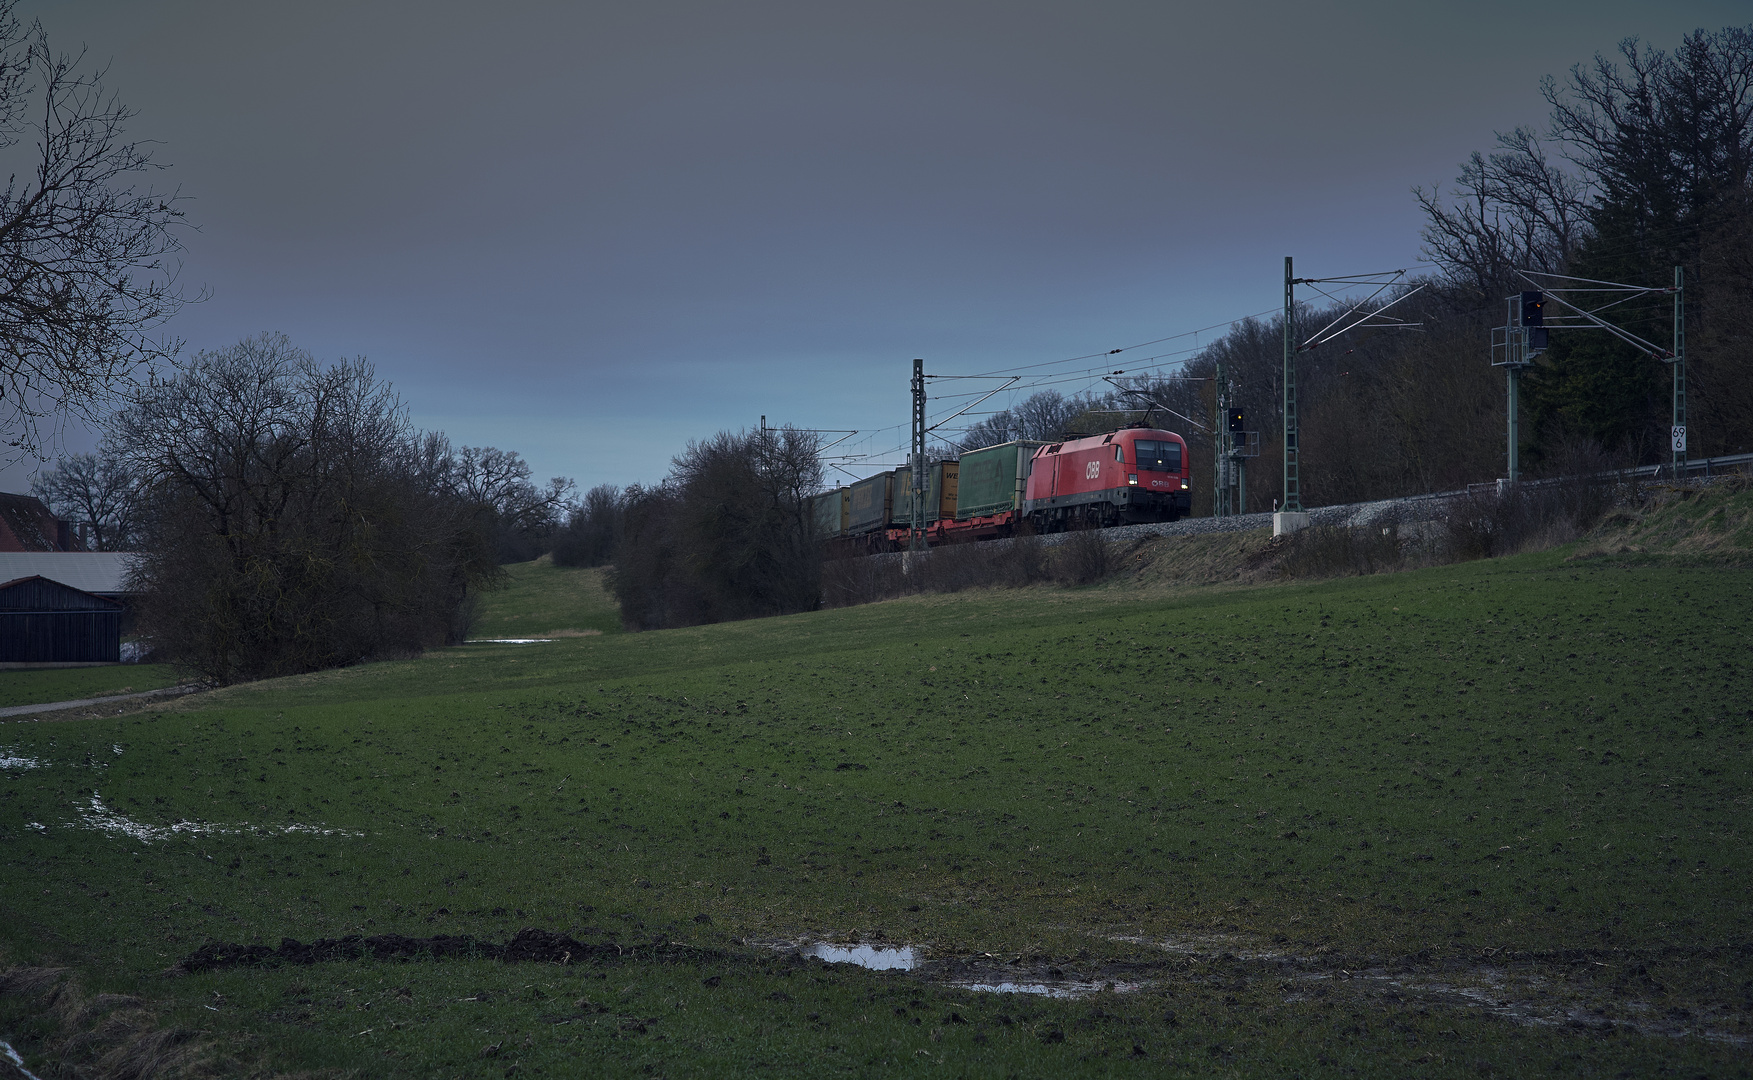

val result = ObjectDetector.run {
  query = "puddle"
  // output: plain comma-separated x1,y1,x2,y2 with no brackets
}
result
0,751,43,770
466,638,552,645
766,941,1139,999
75,794,362,843
801,943,916,970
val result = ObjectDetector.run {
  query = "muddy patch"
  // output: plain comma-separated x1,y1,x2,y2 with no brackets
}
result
1093,931,1753,1047
761,931,1752,1042
176,927,707,973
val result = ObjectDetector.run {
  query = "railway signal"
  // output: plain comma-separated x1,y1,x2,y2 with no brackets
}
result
1492,269,1685,481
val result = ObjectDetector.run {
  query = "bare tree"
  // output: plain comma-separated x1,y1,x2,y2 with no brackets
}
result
449,443,576,562
956,389,1085,450
29,449,139,549
1415,127,1590,295
110,334,499,683
0,2,191,462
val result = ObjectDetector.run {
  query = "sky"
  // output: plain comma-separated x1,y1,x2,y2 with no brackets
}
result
9,0,1747,494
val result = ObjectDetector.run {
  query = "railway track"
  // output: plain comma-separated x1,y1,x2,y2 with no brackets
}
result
1004,449,1753,548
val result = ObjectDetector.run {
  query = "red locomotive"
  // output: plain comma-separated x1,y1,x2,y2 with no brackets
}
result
1022,428,1190,531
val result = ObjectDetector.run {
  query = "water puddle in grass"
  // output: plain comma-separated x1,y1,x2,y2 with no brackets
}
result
801,943,916,970
75,794,362,843
764,941,1142,999
466,638,552,645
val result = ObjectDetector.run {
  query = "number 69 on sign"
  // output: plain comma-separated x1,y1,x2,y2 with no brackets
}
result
1671,425,1687,452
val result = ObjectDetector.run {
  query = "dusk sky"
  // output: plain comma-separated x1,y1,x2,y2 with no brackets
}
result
14,0,1747,493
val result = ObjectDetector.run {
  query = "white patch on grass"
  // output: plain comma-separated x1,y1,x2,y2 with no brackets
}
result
76,794,362,844
954,979,1146,998
466,638,553,645
802,942,916,970
2,1037,47,1080
0,751,43,770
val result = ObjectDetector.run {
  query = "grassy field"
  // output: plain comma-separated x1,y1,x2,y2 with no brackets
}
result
0,663,180,709
471,557,622,638
0,535,1748,1077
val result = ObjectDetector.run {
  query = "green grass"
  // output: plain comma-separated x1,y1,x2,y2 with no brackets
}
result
472,556,622,638
0,663,179,708
1,548,1749,1077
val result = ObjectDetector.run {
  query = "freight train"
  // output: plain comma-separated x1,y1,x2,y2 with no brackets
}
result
814,426,1190,555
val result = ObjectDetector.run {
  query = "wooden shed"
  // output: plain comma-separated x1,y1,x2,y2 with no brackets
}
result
0,575,123,663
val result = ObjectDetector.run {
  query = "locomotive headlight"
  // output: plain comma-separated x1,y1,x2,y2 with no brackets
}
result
1180,478,1189,489
1127,474,1138,485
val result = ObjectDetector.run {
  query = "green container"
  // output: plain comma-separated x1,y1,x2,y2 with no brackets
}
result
811,488,848,537
955,441,1045,519
846,472,893,534
890,461,959,524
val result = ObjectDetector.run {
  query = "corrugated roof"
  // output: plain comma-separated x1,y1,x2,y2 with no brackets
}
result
0,553,138,595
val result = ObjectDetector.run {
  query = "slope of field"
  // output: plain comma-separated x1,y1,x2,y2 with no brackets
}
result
1577,479,1753,564
472,556,622,638
0,549,1747,1077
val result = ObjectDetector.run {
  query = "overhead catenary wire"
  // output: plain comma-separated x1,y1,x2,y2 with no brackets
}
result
818,284,1429,476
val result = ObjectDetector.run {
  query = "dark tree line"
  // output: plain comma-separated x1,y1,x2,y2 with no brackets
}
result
55,333,575,684
553,427,823,631
550,483,625,568
1419,25,1753,462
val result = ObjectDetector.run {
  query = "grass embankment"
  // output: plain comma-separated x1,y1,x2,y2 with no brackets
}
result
1578,479,1753,564
471,556,622,638
0,545,1748,1077
0,663,179,709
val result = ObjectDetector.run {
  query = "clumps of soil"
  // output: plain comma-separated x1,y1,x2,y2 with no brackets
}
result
177,927,702,973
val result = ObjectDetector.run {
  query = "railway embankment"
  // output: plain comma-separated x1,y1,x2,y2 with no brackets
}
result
842,475,1753,605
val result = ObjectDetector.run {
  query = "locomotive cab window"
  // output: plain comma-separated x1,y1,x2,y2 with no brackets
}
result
1133,439,1181,472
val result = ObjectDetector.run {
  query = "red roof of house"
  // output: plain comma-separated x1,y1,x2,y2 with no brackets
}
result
0,492,83,552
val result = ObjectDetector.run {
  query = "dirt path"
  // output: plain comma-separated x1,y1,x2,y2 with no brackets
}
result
0,684,197,720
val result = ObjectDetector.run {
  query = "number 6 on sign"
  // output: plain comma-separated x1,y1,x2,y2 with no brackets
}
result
1671,425,1687,452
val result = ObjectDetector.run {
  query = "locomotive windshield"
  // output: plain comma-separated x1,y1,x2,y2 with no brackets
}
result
1132,439,1181,472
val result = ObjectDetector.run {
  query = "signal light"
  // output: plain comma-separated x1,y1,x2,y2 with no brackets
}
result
1520,291,1544,326
1227,409,1244,432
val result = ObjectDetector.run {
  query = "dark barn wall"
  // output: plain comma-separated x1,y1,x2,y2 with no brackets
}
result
0,576,123,662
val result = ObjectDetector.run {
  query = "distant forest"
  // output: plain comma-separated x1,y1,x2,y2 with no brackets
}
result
958,26,1753,515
